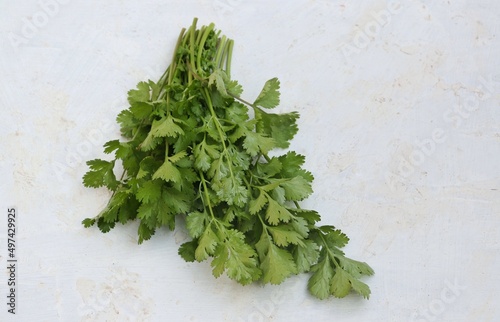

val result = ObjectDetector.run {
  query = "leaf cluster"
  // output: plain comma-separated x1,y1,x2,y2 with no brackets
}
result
82,18,373,300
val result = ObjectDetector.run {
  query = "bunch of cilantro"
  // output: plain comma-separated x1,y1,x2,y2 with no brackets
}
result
82,18,373,300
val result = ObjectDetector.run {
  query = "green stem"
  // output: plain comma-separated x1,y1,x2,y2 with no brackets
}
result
199,171,216,219
197,23,215,75
189,18,197,80
225,39,234,77
214,35,227,70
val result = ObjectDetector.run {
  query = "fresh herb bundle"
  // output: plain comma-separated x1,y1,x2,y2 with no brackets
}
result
82,18,373,300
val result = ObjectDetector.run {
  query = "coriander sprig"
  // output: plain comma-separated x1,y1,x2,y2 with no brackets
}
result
82,18,373,300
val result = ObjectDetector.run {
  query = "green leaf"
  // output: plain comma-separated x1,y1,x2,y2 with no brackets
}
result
103,140,120,154
195,225,218,261
320,226,350,249
137,202,155,221
291,216,310,238
338,256,375,278
118,197,139,224
255,110,299,149
136,180,162,203
243,131,275,156
225,79,243,96
278,152,314,182
139,130,162,151
136,156,159,179
349,276,372,299
82,159,118,190
162,187,193,215
308,255,334,300
290,208,321,224
265,198,292,225
271,186,286,205
115,142,131,159
128,81,151,104
278,151,305,173
330,268,352,298
194,146,211,171
208,69,229,97
99,189,129,224
254,78,280,108
138,221,155,244
256,233,297,284
225,102,248,124
194,141,220,172
212,177,248,207
169,150,188,164
153,116,185,138
211,229,261,285
293,240,320,273
82,218,95,228
255,157,282,177
186,211,210,238
152,160,181,183
178,240,198,262
130,101,154,119
96,217,115,233
211,243,228,278
249,190,267,215
267,224,304,247
280,176,313,201
116,109,137,138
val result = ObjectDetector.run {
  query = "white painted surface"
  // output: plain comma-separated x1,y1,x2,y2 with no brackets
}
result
0,1,499,321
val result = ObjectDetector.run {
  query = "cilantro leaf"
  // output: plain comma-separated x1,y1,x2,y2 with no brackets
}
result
152,116,184,138
211,229,261,285
152,160,181,183
116,109,137,138
293,239,320,273
280,176,313,201
186,211,210,238
178,240,197,262
254,78,280,108
265,198,292,225
128,81,151,104
249,190,267,215
138,221,155,244
208,69,230,97
82,218,95,228
243,131,275,156
136,180,162,203
308,253,334,300
267,224,304,247
130,101,154,119
195,224,219,261
255,232,297,284
82,159,118,190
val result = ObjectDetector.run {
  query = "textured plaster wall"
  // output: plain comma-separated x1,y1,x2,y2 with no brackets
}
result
0,1,499,321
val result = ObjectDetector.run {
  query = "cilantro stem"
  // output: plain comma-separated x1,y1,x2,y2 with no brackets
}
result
215,35,227,70
197,23,215,76
189,18,197,82
199,171,216,220
225,39,233,77
227,93,257,110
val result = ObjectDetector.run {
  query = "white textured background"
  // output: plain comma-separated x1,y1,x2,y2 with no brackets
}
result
1,1,499,321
